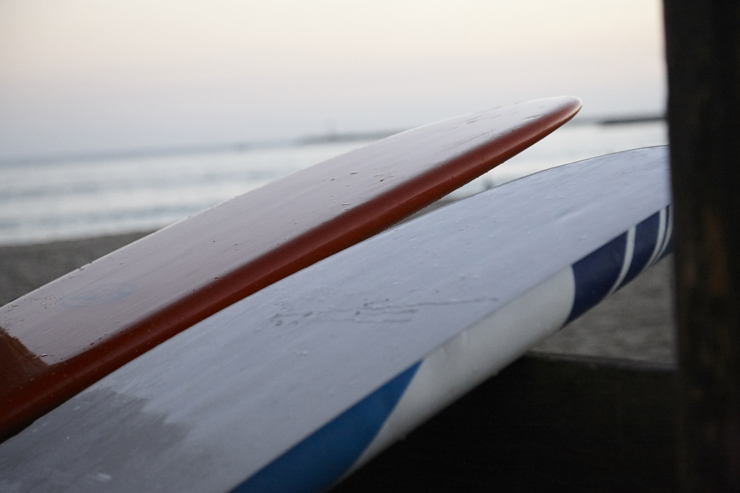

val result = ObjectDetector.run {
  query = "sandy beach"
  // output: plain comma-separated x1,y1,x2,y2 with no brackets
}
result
0,230,676,366
0,231,152,307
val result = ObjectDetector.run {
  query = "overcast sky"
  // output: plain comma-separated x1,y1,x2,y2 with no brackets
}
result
0,0,665,160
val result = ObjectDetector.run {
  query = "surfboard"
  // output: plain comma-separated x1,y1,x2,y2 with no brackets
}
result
0,147,672,492
0,97,581,441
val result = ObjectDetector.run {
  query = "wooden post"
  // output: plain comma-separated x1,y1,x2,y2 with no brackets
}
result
664,1,740,491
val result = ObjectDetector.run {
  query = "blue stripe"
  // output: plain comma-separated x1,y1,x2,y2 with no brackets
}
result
566,232,627,323
618,212,660,289
234,363,421,493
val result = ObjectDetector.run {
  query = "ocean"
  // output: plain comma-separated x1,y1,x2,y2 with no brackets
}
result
0,121,666,246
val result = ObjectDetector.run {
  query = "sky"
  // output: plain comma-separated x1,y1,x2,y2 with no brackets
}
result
0,0,665,161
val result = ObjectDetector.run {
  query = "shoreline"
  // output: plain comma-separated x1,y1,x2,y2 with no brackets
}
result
0,230,676,365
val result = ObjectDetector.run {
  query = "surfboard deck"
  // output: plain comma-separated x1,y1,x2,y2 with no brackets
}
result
0,97,581,441
0,147,671,492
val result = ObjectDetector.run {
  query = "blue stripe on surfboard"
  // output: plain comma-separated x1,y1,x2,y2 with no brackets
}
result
234,363,421,493
566,232,627,324
618,211,660,289
568,205,672,323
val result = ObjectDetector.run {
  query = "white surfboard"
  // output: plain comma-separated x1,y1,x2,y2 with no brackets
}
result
0,147,672,493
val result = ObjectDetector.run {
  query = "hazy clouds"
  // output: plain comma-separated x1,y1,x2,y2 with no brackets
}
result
0,0,665,160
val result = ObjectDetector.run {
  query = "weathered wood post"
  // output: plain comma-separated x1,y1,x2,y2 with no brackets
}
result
664,1,740,491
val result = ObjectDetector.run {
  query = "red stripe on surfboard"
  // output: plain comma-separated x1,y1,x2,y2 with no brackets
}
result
0,97,581,441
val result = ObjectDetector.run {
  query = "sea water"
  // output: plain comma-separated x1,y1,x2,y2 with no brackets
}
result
0,121,666,246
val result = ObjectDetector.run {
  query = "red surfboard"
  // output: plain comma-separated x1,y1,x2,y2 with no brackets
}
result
0,97,580,441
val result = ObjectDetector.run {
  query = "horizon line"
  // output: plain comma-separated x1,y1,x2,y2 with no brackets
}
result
0,113,664,167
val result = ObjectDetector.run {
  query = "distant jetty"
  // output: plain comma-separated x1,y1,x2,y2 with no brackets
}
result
570,113,665,126
297,129,406,145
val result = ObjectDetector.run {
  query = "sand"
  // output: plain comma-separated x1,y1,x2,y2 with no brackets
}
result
0,232,152,307
0,231,676,365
